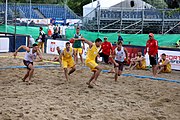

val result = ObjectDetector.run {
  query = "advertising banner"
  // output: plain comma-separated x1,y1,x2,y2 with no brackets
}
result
46,40,180,70
125,47,144,64
50,18,65,25
46,39,67,55
46,39,89,59
0,38,9,52
158,50,180,70
66,19,82,26
17,18,50,25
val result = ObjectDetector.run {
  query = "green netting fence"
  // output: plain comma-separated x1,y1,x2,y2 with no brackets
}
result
0,25,48,40
66,29,180,47
0,25,179,47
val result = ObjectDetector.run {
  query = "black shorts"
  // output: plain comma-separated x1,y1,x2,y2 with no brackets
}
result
23,60,33,70
99,52,109,64
149,54,158,65
114,60,124,71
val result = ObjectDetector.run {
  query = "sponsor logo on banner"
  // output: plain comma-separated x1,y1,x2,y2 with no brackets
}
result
46,39,88,58
50,42,56,52
16,18,50,25
158,50,180,70
50,18,65,25
66,19,82,25
46,39,67,55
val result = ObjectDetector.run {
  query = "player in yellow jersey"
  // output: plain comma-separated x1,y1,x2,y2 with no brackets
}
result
60,42,76,81
126,51,146,70
156,53,171,74
77,38,102,88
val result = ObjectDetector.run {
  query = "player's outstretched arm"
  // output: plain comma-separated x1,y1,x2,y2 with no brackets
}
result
35,51,43,62
59,51,64,65
124,48,128,62
13,45,30,58
78,38,93,48
111,50,119,66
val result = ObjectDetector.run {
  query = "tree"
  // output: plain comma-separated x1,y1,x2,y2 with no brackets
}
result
67,0,93,16
143,0,168,8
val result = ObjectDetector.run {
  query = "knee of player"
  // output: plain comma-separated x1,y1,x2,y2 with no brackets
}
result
30,67,34,71
98,67,102,71
72,67,76,71
115,72,118,75
29,64,34,70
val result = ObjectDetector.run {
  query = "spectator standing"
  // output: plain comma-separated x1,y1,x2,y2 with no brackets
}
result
73,27,84,65
38,27,46,53
52,28,60,39
99,37,113,64
29,35,35,48
62,24,68,38
117,33,124,42
145,33,158,77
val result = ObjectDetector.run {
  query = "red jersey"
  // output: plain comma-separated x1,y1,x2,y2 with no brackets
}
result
145,39,158,56
101,41,113,55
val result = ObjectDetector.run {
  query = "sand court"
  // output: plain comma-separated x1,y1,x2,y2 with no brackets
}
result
0,53,180,120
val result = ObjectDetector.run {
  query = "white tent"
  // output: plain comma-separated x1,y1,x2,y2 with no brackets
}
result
83,0,154,17
110,0,153,9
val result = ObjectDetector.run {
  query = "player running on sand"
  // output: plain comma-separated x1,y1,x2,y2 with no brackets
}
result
76,38,102,88
60,42,76,81
111,41,128,81
13,43,43,84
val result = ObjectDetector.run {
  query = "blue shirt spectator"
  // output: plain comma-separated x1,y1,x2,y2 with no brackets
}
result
118,34,123,42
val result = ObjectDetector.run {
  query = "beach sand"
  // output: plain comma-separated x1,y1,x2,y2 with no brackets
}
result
0,52,179,120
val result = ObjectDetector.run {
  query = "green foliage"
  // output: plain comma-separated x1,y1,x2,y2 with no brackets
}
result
67,0,93,16
143,0,168,8
165,8,180,16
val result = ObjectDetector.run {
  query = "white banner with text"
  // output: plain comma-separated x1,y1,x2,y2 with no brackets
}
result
46,39,88,59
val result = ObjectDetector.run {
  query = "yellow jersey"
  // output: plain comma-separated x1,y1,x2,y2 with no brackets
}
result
86,44,100,61
62,47,73,60
141,57,146,67
162,59,171,73
136,56,146,69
